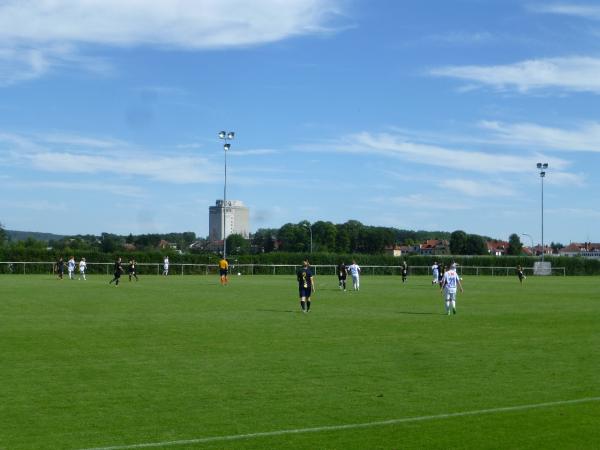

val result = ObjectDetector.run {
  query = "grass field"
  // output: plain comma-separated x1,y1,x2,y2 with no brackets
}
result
1,274,599,449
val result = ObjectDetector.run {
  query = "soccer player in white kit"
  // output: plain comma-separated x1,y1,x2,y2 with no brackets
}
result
78,257,87,280
431,262,439,285
67,256,76,280
163,256,169,276
348,260,361,291
440,263,463,315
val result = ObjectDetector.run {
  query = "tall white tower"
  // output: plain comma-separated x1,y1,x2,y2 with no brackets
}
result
209,200,250,241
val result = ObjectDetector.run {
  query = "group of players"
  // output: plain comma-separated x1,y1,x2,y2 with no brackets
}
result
296,259,464,315
54,256,87,281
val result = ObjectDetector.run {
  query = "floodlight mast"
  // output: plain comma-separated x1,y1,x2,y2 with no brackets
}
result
219,131,235,259
537,162,548,262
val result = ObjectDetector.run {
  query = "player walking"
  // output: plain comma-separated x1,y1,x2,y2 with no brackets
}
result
348,260,361,291
401,261,408,283
67,256,76,280
55,257,64,280
78,257,87,280
431,262,439,285
440,263,463,315
297,259,315,313
163,256,169,276
337,262,348,291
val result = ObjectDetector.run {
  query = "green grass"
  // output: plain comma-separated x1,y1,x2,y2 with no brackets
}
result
1,274,599,449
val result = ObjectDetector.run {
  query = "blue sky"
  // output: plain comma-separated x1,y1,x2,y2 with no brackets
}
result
1,0,599,245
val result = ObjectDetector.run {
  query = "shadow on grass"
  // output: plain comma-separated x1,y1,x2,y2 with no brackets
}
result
396,311,446,316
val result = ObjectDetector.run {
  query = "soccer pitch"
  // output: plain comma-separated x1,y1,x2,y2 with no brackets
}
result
1,274,599,449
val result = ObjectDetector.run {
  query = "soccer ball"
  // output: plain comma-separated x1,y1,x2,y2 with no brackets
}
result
237,272,241,276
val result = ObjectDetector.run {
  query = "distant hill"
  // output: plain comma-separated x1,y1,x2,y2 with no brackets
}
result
6,230,66,243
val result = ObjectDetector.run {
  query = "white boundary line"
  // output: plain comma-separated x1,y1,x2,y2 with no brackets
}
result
79,396,600,450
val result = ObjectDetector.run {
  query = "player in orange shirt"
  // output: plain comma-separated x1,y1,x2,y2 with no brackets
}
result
218,257,229,285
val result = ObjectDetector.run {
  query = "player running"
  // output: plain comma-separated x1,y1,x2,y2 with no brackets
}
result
440,263,463,315
219,257,229,285
109,257,124,286
516,265,526,284
128,259,138,281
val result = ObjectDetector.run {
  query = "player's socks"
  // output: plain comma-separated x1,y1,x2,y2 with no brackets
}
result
300,301,305,311
307,301,311,311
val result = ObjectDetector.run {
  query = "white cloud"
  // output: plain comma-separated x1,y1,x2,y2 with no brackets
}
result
431,56,600,94
321,131,569,174
0,0,343,84
439,179,516,197
530,4,600,20
0,0,342,49
0,131,223,184
479,120,600,153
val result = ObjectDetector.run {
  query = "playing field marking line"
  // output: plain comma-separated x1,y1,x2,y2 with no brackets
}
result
78,396,600,450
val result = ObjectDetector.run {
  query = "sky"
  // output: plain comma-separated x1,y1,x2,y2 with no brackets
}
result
1,0,599,245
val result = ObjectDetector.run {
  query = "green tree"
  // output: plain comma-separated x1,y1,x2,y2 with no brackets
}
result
226,234,250,255
507,233,523,255
251,228,276,253
312,221,337,252
450,230,468,254
0,222,6,247
465,234,488,255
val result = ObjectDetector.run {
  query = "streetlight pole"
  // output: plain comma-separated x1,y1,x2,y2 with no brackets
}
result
521,233,534,255
219,131,235,259
536,163,548,262
305,222,313,254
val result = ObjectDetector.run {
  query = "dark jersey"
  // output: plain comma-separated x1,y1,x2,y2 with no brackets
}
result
128,263,136,273
337,264,347,279
297,267,313,289
114,261,123,275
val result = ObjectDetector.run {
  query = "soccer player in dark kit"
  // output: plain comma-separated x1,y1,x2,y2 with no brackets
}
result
109,257,124,286
128,259,138,281
337,261,347,291
297,259,315,313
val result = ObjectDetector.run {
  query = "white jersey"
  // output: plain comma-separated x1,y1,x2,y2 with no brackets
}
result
79,261,87,272
68,259,76,271
348,264,361,277
163,258,169,268
432,264,439,276
442,269,460,293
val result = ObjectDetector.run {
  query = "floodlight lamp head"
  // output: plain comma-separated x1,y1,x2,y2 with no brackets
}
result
540,171,546,177
542,163,548,169
223,143,231,151
536,163,542,169
227,131,235,140
219,131,226,139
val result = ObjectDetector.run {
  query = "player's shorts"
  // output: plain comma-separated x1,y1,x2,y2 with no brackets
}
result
299,286,312,298
114,271,121,279
219,269,228,276
444,290,457,301
338,274,346,280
